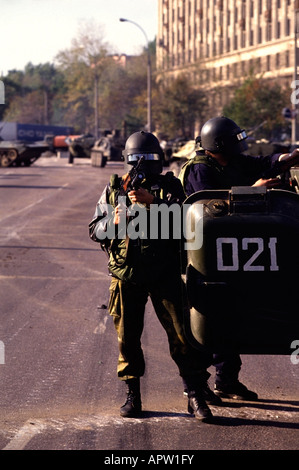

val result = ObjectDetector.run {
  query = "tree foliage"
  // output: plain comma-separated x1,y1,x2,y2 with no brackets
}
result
155,74,207,139
0,19,209,139
223,76,290,139
2,21,289,141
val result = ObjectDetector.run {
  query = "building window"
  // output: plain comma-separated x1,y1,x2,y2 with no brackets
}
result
219,66,223,80
227,36,230,51
277,21,281,39
234,35,238,50
276,53,280,68
241,31,246,48
286,18,290,36
213,41,216,56
233,63,238,77
266,24,272,41
256,57,261,73
266,55,271,71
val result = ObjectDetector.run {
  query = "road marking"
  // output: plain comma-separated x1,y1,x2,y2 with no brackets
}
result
2,420,46,450
2,415,131,450
94,315,109,334
2,403,298,450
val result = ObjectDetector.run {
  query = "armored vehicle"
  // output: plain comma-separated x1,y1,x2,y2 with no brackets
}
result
0,139,49,167
65,133,95,160
246,139,291,157
182,184,299,355
91,130,125,168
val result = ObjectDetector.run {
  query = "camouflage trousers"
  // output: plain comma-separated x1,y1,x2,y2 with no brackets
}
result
108,274,208,382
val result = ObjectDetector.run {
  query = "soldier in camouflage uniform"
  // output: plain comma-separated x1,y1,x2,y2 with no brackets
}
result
89,131,218,422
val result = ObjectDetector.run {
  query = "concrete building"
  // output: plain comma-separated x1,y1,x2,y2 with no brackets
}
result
157,0,298,131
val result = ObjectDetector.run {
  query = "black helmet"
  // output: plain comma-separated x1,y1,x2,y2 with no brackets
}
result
200,116,248,154
123,131,164,176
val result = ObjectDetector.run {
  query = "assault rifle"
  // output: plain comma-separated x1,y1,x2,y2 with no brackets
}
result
119,156,145,196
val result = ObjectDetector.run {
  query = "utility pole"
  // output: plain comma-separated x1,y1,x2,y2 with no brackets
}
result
292,1,299,145
119,18,152,132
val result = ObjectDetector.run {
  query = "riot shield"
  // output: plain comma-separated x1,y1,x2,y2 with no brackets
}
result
182,186,299,355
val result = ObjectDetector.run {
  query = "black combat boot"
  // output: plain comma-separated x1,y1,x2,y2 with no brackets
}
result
214,380,258,401
120,378,142,418
182,378,222,405
188,392,213,422
183,375,213,422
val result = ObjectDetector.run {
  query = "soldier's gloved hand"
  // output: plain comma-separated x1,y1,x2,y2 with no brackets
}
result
252,177,281,188
279,148,299,169
128,188,154,206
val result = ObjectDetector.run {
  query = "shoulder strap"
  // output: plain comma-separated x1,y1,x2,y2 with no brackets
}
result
179,153,210,193
108,174,121,207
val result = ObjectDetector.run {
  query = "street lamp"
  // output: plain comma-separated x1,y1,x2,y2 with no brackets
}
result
119,18,152,132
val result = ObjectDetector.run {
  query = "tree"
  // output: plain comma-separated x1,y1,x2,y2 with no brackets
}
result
223,76,290,139
3,63,64,125
54,20,114,134
0,21,156,136
55,25,156,135
155,74,207,139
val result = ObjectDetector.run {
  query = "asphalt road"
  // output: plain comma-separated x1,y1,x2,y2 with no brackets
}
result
0,155,298,454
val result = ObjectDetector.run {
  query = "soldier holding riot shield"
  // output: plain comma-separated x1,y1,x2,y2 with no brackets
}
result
180,116,299,401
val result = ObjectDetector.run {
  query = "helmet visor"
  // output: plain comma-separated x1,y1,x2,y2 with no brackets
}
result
127,153,161,163
235,130,247,141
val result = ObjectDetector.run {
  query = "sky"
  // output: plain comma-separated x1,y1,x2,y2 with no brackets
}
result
1,0,158,75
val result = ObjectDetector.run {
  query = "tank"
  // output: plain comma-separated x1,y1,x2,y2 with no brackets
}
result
91,130,125,168
65,134,95,159
182,186,299,355
0,139,49,167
